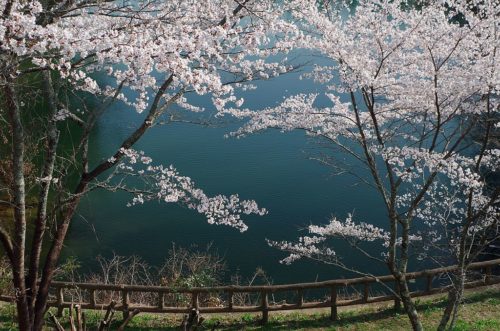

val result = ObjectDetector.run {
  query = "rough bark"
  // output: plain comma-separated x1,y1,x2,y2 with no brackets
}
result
437,270,465,331
26,70,60,328
3,80,30,330
398,278,424,331
438,92,495,331
33,186,87,331
32,74,175,330
395,220,424,331
353,85,423,330
6,2,278,329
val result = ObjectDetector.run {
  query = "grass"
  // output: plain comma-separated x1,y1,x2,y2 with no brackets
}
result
0,287,498,330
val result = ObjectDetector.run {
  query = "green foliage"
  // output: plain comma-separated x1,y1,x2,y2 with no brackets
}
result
171,269,219,288
241,313,255,323
0,304,16,331
0,259,11,296
159,243,225,289
453,319,500,331
54,256,81,281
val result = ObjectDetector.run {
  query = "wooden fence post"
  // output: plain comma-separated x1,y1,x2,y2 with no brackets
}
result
121,290,130,319
261,291,269,324
56,286,64,317
0,259,497,321
485,266,492,285
227,291,234,310
191,292,199,310
157,291,164,310
89,289,96,308
330,286,338,321
426,275,433,293
297,289,303,307
363,282,369,303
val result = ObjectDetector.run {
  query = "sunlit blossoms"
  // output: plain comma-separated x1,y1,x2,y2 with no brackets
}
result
0,1,315,329
269,214,388,265
109,149,267,232
0,0,309,232
1,0,498,330
226,0,499,265
225,3,498,328
1,0,304,113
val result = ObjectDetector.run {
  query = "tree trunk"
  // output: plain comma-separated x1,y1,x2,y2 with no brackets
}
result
395,219,423,331
437,270,465,331
397,278,423,331
32,191,86,331
449,281,464,330
3,81,30,331
26,70,60,328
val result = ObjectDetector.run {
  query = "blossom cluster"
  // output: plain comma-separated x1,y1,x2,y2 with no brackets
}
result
269,213,426,264
114,149,267,232
1,0,309,114
226,0,499,265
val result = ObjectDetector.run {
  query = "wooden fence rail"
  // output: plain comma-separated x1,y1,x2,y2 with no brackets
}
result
1,259,499,323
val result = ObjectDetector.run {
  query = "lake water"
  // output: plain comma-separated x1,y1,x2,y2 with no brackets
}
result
62,57,392,285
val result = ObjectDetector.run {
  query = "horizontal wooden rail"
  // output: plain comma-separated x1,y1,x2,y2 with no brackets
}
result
0,258,498,323
46,258,500,293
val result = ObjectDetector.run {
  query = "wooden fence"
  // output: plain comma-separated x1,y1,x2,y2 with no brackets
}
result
1,259,499,323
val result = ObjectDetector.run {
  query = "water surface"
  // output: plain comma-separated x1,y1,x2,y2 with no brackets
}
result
63,59,390,285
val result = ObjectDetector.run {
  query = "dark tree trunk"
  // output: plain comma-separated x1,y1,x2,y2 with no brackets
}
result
438,269,466,330
398,278,424,331
26,70,60,328
3,81,30,330
32,190,86,331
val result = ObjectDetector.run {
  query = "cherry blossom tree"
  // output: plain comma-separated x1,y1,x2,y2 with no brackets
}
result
0,0,303,329
225,1,499,330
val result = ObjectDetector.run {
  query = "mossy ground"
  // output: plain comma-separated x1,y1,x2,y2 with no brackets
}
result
0,286,498,330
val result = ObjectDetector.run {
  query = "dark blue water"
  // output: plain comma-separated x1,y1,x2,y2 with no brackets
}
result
63,59,390,285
